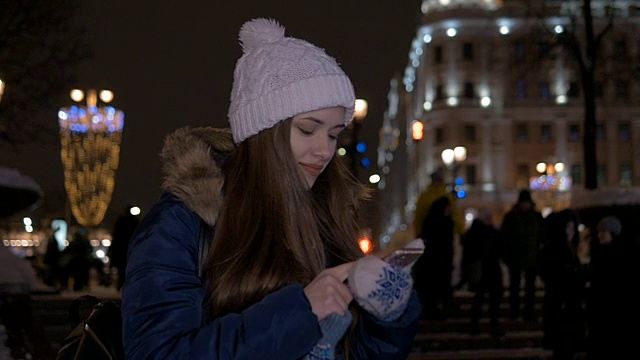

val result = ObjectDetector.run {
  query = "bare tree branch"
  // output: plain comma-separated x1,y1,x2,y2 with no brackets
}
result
0,0,90,150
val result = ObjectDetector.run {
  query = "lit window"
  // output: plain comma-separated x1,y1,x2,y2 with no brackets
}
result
597,164,607,186
620,164,632,187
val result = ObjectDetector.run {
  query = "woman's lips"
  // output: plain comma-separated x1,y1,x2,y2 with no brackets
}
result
300,163,323,177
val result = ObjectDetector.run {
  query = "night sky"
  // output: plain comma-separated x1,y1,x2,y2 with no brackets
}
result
6,1,421,226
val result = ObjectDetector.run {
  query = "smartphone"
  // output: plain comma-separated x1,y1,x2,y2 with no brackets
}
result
382,248,424,269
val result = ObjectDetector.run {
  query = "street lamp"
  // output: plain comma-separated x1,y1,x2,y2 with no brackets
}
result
354,99,368,121
347,99,368,176
531,160,569,192
441,146,467,169
58,89,125,227
441,146,467,197
530,159,573,211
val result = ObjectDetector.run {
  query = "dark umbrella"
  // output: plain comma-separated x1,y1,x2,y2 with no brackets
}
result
0,165,44,219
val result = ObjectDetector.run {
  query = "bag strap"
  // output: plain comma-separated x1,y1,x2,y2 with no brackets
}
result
198,220,214,278
68,295,101,329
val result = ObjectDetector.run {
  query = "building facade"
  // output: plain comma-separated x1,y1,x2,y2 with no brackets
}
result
377,0,640,246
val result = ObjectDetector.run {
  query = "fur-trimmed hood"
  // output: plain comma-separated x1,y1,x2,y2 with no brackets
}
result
160,127,236,227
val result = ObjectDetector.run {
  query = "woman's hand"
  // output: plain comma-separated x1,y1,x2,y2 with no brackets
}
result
304,262,354,321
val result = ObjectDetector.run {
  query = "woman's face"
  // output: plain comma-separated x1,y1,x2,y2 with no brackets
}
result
290,107,346,188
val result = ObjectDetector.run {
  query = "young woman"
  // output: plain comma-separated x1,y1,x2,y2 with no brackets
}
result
122,18,421,359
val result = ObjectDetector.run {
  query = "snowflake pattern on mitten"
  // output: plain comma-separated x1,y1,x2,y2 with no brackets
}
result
348,256,413,322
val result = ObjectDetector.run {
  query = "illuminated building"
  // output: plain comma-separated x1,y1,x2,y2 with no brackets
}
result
58,89,125,227
377,0,640,244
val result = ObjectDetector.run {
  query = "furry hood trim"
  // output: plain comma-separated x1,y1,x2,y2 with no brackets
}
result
160,127,236,227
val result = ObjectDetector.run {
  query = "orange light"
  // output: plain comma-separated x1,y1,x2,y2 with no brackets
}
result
412,120,424,141
358,236,374,254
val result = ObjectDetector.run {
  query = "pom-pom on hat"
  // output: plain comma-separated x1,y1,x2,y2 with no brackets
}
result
228,18,356,144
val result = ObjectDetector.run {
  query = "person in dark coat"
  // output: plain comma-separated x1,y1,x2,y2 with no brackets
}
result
64,228,93,291
412,195,456,320
463,208,505,337
42,227,62,289
500,189,545,320
538,209,587,359
108,205,140,291
585,216,640,359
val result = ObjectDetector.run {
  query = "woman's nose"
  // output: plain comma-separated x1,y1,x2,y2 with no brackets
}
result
311,135,333,158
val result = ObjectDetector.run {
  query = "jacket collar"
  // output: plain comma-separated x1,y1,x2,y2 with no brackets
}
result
160,127,236,227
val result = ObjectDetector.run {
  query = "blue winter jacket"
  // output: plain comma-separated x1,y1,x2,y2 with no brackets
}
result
122,127,421,359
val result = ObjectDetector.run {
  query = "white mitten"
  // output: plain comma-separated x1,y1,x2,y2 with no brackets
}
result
348,256,413,322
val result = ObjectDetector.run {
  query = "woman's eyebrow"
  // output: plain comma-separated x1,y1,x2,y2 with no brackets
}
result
298,116,346,130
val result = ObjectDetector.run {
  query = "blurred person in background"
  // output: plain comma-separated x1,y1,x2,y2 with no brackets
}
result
43,226,63,290
585,216,640,359
108,205,140,291
412,196,456,320
538,209,587,359
500,189,545,321
413,170,465,239
463,207,505,338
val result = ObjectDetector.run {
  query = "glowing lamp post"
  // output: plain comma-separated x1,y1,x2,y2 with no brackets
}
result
441,146,467,197
530,160,571,192
530,159,572,211
347,99,368,176
58,89,125,227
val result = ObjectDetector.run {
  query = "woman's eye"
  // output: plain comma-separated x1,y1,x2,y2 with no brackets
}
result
298,128,313,135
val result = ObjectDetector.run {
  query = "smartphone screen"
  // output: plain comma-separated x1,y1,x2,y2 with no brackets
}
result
382,248,424,269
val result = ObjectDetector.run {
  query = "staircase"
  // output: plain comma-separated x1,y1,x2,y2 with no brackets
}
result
409,289,552,360
31,287,550,359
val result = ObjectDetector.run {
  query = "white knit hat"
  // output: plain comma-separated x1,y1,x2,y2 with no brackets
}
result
228,18,356,144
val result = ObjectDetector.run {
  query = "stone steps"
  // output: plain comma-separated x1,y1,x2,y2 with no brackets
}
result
410,289,552,360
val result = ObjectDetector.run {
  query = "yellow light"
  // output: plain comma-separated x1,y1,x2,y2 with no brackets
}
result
354,99,368,121
536,162,547,174
554,162,564,173
454,146,467,162
99,90,114,103
358,236,374,254
442,148,454,166
411,120,424,141
70,89,84,102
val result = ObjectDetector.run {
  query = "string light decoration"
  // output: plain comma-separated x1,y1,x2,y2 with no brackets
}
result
58,89,125,227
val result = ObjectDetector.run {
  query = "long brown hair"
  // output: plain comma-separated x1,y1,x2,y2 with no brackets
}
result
206,119,369,318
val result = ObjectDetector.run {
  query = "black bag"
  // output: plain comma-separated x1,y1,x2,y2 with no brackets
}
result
56,295,123,360
55,220,213,360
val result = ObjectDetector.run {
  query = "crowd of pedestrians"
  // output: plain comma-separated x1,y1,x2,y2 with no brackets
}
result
410,178,640,360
